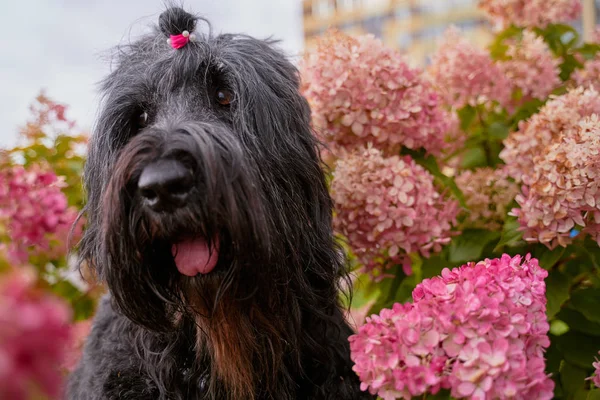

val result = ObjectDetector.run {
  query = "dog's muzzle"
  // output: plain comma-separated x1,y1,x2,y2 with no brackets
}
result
136,157,220,277
138,159,193,212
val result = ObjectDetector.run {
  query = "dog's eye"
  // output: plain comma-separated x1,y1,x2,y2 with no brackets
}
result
216,89,233,106
138,111,149,128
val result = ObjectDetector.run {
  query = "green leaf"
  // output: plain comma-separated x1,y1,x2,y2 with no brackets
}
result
550,319,570,336
421,254,447,279
350,274,381,309
494,215,524,252
577,43,600,60
571,288,600,324
546,270,571,319
395,274,420,304
588,389,600,400
535,24,583,81
539,23,581,54
576,390,591,400
448,229,501,264
487,121,510,140
427,389,452,399
509,98,545,129
488,25,522,60
555,331,600,369
71,294,97,321
557,308,600,336
51,279,84,301
561,362,588,396
367,265,407,316
401,148,467,209
460,146,487,169
562,258,595,282
486,140,505,168
560,53,585,81
545,339,563,376
532,244,567,270
554,378,564,399
577,238,600,270
457,105,477,131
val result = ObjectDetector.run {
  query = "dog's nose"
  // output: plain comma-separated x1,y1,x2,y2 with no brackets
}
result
138,159,193,211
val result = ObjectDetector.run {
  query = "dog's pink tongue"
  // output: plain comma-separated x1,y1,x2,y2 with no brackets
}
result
172,238,219,276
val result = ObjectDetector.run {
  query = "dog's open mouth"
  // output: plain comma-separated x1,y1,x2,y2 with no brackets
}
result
171,237,220,276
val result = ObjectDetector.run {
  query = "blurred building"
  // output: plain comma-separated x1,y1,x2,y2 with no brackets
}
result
302,0,491,65
586,0,599,39
302,0,599,66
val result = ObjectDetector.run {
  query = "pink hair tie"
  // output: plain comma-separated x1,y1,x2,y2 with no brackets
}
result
167,30,195,49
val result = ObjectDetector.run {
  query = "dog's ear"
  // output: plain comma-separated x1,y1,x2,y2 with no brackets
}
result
216,34,347,283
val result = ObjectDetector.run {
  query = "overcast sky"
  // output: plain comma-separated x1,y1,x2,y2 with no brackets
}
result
0,0,304,147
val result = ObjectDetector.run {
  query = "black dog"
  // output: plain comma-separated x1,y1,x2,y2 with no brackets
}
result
67,6,373,400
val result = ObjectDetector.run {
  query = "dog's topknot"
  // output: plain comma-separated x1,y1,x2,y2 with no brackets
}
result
158,7,196,36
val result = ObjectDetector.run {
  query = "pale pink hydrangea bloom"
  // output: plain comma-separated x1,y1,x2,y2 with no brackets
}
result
331,147,459,278
0,165,77,263
300,31,454,156
589,352,600,388
0,268,72,400
428,27,512,109
499,30,561,102
501,87,600,183
349,254,553,400
479,0,582,29
593,26,600,44
455,167,519,230
512,115,600,248
62,320,92,372
572,56,600,89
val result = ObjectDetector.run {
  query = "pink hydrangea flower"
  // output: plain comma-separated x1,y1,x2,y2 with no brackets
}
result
455,167,519,230
428,27,512,109
499,30,561,103
349,254,554,400
300,31,454,157
512,115,600,248
331,147,459,278
62,319,92,372
593,26,600,44
0,268,72,400
0,165,77,263
501,87,600,183
479,0,582,29
573,56,600,89
588,352,600,388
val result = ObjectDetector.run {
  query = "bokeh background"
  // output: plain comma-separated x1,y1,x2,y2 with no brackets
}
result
0,0,304,147
3,1,600,399
3,0,599,147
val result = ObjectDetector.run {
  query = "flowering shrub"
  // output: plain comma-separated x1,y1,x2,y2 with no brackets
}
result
0,165,77,263
4,0,600,397
0,267,72,400
300,31,454,157
428,26,511,109
499,30,561,103
455,167,519,231
302,0,600,398
479,0,582,29
512,115,600,248
331,147,458,277
500,87,600,183
572,56,600,88
350,254,553,400
589,352,600,388
0,93,96,399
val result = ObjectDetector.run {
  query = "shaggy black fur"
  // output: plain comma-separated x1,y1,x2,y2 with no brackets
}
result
67,5,373,400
